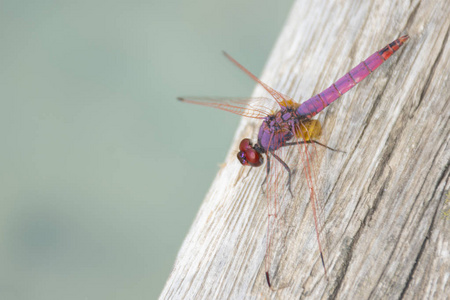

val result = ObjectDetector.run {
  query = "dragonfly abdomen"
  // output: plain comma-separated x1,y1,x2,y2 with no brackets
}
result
297,35,409,118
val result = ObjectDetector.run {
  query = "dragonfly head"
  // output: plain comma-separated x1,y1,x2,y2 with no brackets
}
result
237,138,263,167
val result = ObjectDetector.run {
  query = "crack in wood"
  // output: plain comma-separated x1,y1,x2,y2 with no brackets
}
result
399,158,450,299
328,172,392,299
414,24,450,115
366,139,447,298
403,1,421,33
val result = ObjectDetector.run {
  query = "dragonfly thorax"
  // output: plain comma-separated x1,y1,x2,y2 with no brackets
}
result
257,108,301,152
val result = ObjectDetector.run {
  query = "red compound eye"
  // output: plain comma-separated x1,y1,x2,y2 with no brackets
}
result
245,149,263,167
239,138,252,152
237,151,248,166
237,139,263,167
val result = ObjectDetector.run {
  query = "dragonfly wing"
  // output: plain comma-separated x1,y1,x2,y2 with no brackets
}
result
223,52,295,108
292,121,329,277
264,121,330,287
177,97,274,119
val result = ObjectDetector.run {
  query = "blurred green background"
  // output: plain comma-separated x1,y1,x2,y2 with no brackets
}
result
0,0,294,298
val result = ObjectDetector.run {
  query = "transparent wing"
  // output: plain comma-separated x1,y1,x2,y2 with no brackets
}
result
292,121,329,279
263,120,330,288
223,52,295,108
177,96,275,119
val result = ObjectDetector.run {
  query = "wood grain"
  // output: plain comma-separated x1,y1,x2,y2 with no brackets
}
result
161,0,450,299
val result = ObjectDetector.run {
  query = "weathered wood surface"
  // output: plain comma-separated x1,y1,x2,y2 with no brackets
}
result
161,0,449,299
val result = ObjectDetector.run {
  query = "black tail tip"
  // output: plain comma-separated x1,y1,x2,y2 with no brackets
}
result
399,35,410,43
177,97,184,101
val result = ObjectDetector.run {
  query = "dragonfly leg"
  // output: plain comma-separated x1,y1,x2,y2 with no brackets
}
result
244,167,253,179
270,151,293,197
283,140,345,153
261,154,271,194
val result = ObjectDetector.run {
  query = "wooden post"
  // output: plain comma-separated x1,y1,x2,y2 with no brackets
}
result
161,0,450,298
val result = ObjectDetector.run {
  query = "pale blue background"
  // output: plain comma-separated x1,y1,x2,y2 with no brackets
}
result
0,0,294,298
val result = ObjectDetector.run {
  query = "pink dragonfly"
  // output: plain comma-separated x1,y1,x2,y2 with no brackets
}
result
178,35,409,288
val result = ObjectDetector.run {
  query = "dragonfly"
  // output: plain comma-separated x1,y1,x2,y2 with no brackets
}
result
178,35,409,288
